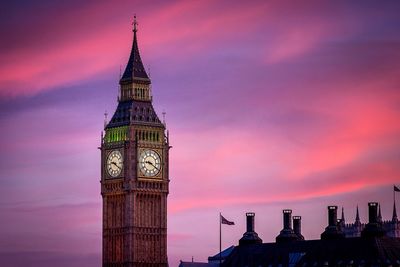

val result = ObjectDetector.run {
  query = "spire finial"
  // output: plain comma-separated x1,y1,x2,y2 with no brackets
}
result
132,14,138,33
162,110,166,125
104,110,108,129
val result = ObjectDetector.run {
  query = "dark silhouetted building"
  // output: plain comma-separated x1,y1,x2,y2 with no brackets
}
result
340,202,400,238
222,202,400,266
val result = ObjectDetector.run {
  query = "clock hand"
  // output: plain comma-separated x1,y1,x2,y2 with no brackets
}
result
145,160,159,170
111,161,121,170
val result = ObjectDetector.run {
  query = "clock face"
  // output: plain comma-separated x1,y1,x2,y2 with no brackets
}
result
139,149,161,177
106,150,123,177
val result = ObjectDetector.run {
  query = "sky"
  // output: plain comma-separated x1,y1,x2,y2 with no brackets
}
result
1,0,400,266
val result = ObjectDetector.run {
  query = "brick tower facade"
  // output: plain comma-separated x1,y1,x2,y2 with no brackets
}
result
100,16,169,267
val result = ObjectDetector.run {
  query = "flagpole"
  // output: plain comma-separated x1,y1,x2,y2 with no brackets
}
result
219,212,222,266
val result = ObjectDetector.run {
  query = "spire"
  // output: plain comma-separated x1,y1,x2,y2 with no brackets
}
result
355,205,360,224
393,200,398,222
341,207,345,223
377,204,382,223
120,15,150,84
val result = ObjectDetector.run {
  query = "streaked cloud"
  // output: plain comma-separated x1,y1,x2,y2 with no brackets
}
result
1,1,400,266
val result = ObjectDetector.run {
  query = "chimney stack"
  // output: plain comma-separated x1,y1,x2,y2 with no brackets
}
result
369,202,378,223
321,206,344,240
239,213,262,246
328,206,338,226
293,216,304,240
246,212,255,232
361,202,386,238
276,209,299,243
283,209,292,230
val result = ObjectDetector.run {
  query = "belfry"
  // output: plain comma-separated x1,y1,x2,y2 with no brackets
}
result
100,16,169,267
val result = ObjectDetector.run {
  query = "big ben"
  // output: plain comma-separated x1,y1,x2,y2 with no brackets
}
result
100,16,169,267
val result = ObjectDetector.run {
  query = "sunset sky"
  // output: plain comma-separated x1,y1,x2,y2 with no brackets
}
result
1,1,400,266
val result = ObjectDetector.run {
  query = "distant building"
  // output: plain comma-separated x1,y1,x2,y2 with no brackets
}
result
340,202,400,238
222,202,400,266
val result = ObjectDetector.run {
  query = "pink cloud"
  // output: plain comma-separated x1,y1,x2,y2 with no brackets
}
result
2,2,400,267
0,0,269,98
168,74,400,214
264,25,326,64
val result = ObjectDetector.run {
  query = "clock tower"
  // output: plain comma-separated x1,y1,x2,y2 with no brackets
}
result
100,17,169,267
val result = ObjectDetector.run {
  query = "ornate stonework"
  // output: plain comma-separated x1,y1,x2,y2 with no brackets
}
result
101,17,169,267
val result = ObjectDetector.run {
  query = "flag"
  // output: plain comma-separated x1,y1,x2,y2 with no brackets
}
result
221,214,234,225
395,185,400,192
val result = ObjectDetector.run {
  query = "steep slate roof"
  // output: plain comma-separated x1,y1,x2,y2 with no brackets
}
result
222,237,400,267
178,262,219,267
106,100,163,129
208,246,235,262
106,17,162,130
120,17,150,84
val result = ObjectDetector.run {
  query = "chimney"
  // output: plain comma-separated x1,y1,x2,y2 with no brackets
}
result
276,209,299,243
293,216,304,240
246,212,255,232
328,206,338,226
283,209,292,230
369,202,378,223
239,212,262,246
361,202,386,238
321,206,344,240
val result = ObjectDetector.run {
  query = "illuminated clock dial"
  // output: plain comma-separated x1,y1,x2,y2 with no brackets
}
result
139,149,161,177
106,150,123,177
